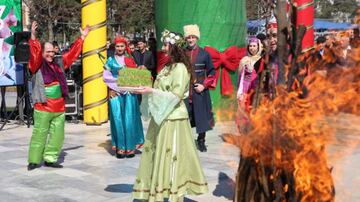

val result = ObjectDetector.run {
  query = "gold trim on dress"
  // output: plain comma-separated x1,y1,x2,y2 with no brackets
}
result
133,180,208,195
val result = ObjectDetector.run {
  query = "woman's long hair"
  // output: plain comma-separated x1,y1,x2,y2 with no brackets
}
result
167,44,196,83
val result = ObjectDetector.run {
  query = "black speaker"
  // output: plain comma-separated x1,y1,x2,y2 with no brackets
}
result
14,32,31,63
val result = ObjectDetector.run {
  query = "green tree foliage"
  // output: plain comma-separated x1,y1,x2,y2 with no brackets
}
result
246,0,358,22
315,0,358,22
246,0,259,20
246,0,275,20
24,0,155,42
107,0,155,36
23,0,81,42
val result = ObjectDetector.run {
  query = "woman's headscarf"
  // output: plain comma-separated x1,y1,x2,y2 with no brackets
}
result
113,36,136,67
114,36,132,57
247,36,262,57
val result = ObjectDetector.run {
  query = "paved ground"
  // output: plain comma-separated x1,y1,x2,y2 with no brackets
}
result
0,112,359,201
0,91,16,108
326,114,360,201
0,119,239,202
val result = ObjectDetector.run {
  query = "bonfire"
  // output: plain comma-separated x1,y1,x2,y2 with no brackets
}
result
230,36,360,202
228,1,360,200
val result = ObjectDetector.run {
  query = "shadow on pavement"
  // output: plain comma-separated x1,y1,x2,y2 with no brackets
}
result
183,198,197,202
58,145,84,164
212,172,235,200
105,184,133,193
98,140,114,156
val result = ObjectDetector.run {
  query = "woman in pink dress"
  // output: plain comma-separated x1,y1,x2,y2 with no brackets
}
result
236,37,262,133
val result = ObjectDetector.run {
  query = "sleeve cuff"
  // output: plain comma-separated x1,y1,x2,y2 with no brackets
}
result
203,75,217,89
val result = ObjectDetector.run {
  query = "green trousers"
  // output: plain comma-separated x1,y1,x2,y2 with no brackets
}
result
28,110,65,164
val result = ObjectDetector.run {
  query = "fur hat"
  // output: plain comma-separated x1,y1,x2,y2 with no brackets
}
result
184,24,200,39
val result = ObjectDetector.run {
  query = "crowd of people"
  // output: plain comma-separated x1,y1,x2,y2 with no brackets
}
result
236,23,360,133
25,20,216,201
315,29,359,68
24,16,359,201
103,25,217,156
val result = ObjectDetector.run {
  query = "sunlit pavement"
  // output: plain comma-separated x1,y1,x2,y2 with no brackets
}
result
0,113,359,201
327,114,360,201
0,119,239,202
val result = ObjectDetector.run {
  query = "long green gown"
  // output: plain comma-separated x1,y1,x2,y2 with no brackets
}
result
133,63,208,201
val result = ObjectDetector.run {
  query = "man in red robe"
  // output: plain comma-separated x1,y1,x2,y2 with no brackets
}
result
27,21,89,170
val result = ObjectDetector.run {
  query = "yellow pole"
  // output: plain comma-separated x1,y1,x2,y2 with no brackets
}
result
81,0,108,125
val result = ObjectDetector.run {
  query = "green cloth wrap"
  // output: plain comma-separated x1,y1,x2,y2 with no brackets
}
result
44,84,62,99
155,0,247,119
155,0,247,51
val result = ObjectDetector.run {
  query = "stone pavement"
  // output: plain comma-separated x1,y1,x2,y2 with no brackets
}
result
0,114,359,202
327,114,360,201
0,119,239,202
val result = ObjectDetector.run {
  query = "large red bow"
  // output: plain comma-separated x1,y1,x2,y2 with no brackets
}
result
205,46,246,96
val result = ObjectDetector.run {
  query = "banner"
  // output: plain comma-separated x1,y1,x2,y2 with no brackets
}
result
0,0,23,87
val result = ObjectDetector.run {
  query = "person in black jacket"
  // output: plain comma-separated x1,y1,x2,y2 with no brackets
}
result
316,36,326,60
132,38,156,79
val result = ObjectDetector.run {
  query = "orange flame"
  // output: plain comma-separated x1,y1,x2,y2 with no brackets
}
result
230,38,360,201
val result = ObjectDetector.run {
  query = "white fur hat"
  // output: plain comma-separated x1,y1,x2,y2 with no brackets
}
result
183,24,200,39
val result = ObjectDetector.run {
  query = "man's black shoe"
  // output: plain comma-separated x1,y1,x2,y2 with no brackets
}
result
44,162,63,168
27,163,38,171
197,139,207,152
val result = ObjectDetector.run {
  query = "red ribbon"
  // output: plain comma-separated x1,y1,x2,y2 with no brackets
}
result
125,57,137,68
205,46,246,96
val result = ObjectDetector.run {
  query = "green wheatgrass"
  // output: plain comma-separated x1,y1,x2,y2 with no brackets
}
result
117,68,152,87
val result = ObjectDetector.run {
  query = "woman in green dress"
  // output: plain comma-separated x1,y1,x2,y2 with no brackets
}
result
132,30,208,202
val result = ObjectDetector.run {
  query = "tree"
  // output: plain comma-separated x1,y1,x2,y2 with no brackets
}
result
23,0,81,42
315,0,359,22
246,0,259,20
354,8,360,24
23,0,158,41
247,0,359,23
246,0,276,20
107,0,155,37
